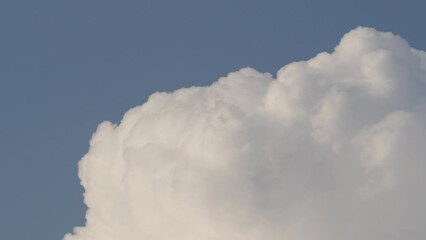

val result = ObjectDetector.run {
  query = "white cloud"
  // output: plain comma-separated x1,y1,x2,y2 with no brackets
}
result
64,27,426,240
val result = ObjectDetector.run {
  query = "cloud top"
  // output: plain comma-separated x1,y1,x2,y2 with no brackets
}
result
64,27,426,240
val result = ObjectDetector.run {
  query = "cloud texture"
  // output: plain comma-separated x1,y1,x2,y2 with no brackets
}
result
64,27,426,240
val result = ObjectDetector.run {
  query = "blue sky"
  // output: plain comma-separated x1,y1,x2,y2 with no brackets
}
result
1,0,426,239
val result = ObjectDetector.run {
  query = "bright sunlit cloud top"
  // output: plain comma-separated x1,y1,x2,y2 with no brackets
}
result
64,27,426,240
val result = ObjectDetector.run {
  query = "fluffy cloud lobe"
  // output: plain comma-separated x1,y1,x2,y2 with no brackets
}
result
64,27,426,240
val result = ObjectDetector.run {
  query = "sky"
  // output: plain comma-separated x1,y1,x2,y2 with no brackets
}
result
1,1,426,240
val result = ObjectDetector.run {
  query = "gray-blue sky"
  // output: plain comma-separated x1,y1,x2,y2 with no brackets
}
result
1,0,426,239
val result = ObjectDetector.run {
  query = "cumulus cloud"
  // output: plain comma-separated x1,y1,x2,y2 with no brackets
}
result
64,27,426,240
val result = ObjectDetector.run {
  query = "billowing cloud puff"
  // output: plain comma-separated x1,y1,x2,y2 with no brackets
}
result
64,27,426,240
